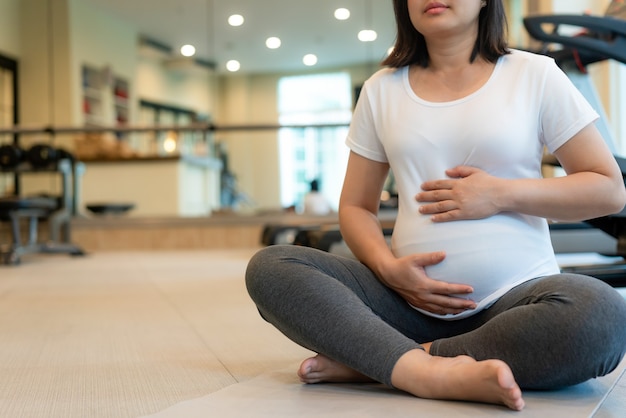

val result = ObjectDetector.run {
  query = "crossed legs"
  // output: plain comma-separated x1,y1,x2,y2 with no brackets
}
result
246,245,626,410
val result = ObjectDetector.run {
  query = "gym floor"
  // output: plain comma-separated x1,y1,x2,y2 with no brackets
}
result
0,249,623,417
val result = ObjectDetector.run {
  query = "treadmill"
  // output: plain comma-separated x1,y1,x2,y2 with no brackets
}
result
524,1,626,286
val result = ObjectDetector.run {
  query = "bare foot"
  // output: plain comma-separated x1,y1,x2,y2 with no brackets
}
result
392,349,525,411
298,354,375,384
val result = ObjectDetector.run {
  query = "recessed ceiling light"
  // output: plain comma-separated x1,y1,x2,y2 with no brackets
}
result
180,44,196,57
228,14,244,27
226,60,241,72
303,54,318,66
358,30,378,42
266,37,282,49
334,8,351,20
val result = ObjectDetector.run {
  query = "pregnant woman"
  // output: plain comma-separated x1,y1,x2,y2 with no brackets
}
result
245,0,626,410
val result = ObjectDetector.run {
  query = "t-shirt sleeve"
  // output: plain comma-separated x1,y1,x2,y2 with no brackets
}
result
539,59,599,154
345,79,388,163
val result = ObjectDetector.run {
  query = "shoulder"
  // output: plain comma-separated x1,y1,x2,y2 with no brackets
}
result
363,66,405,90
357,67,407,105
502,49,557,71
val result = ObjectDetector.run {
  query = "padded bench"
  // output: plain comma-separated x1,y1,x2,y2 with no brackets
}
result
0,196,84,265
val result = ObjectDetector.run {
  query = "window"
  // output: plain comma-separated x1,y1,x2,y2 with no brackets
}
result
278,73,352,210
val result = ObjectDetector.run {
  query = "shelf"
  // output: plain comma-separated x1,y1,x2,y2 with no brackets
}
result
114,97,128,108
83,87,102,100
81,65,130,128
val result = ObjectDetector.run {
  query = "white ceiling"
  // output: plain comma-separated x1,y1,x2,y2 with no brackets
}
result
87,0,397,74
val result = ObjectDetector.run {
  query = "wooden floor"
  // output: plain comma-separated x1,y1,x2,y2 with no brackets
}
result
0,249,311,418
0,249,623,417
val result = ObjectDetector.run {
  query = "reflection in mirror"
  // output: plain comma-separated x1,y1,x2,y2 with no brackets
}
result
82,0,397,217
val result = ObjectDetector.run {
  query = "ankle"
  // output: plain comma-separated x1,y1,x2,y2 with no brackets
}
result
390,349,432,392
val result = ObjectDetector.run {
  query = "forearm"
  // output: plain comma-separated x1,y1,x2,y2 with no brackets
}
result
498,172,625,222
339,205,396,278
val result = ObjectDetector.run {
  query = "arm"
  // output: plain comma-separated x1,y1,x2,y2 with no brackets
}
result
340,151,476,315
417,123,626,222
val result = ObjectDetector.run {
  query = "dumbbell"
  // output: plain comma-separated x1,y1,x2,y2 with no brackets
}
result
0,144,25,168
26,144,59,168
56,148,75,162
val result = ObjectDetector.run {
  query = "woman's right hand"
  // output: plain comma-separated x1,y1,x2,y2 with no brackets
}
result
378,252,476,316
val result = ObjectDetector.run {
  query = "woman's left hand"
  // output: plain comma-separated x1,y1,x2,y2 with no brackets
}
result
416,166,503,222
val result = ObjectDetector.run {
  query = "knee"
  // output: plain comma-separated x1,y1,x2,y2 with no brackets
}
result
515,275,626,388
245,245,286,302
245,245,316,304
560,275,626,376
569,275,626,322
556,274,626,334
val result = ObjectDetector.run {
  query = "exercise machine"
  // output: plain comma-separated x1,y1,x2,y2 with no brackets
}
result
523,3,626,285
0,143,85,265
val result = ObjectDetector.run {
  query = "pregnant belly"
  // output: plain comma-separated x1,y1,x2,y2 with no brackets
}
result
397,238,527,301
392,215,559,319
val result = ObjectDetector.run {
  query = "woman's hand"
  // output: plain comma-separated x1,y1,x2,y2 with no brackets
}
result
379,252,476,315
416,166,504,222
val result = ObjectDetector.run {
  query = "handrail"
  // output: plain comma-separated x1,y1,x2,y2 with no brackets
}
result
0,122,350,136
523,14,626,65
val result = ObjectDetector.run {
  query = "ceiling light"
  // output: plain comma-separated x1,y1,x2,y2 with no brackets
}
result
358,30,378,42
180,44,196,57
334,8,351,20
226,60,241,72
228,14,244,27
303,54,318,66
266,37,282,49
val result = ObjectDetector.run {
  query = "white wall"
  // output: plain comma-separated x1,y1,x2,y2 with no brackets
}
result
215,74,281,210
135,56,216,118
214,63,378,211
0,0,20,57
552,0,608,14
69,0,138,127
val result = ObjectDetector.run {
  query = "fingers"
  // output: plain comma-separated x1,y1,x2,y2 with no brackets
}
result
394,253,476,315
415,265,476,313
411,251,446,266
431,293,477,310
406,292,476,315
419,180,453,193
425,279,474,302
413,292,477,315
420,166,479,192
445,165,479,178
418,199,456,214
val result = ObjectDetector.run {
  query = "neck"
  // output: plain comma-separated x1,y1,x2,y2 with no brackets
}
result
424,31,480,72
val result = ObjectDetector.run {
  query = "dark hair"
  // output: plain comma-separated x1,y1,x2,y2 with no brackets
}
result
382,0,510,68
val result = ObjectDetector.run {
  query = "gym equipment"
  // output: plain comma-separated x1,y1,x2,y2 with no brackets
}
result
86,203,135,216
0,144,24,168
0,144,85,265
26,143,59,168
523,7,626,285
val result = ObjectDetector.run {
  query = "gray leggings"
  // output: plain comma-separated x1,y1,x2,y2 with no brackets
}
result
246,245,626,390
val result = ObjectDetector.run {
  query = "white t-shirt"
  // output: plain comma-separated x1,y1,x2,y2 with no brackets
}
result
346,49,599,320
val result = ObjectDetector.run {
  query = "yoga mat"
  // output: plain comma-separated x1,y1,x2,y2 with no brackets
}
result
142,359,625,417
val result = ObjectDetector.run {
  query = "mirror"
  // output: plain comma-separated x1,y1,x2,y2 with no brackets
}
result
0,0,397,218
